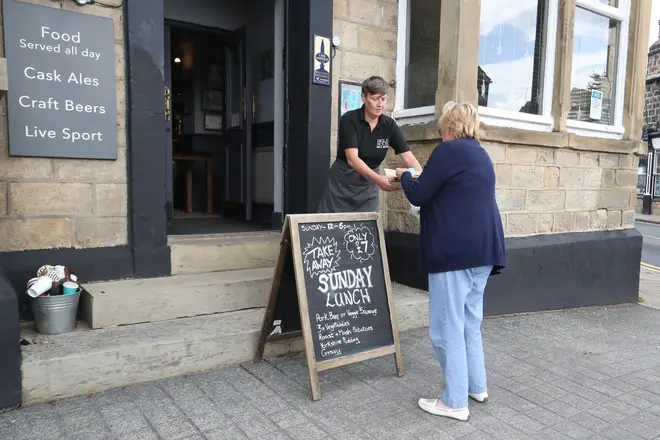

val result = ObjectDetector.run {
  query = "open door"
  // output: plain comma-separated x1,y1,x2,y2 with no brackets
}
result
164,25,174,220
224,31,253,221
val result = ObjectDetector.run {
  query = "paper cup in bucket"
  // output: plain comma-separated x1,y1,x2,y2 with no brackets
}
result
26,276,52,298
63,281,79,295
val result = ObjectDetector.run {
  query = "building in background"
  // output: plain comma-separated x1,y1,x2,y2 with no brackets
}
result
640,21,660,214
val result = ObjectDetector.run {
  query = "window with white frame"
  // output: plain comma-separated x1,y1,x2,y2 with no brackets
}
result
405,0,440,109
394,0,441,120
477,0,557,131
567,0,629,138
393,0,631,139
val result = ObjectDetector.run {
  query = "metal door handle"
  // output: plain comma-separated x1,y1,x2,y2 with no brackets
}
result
164,87,171,121
242,87,246,122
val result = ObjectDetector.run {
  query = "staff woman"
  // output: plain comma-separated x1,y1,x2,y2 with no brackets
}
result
318,76,422,213
396,101,506,421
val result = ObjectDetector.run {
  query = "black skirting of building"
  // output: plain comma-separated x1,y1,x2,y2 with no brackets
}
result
385,229,643,315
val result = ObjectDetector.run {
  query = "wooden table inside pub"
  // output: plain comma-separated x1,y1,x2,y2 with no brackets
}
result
173,153,214,214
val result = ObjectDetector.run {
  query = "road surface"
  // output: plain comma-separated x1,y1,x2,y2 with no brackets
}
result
636,221,660,268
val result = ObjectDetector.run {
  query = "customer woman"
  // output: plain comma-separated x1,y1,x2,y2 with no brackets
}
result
395,101,506,421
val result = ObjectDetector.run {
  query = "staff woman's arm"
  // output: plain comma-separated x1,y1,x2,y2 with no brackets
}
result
345,148,394,191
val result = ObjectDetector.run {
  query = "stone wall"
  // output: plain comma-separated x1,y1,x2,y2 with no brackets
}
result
0,0,127,252
387,141,638,237
644,43,660,132
648,48,660,78
645,23,660,132
645,80,660,132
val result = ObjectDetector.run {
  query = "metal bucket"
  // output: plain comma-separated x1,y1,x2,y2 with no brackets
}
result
31,292,80,335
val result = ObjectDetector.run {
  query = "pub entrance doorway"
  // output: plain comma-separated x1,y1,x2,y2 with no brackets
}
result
163,0,286,235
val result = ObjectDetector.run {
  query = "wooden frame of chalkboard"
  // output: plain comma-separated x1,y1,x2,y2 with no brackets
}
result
255,212,404,400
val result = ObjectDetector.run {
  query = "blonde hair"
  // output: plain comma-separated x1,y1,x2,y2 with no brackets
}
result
438,101,481,140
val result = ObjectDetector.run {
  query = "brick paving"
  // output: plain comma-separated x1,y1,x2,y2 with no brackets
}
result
4,303,660,439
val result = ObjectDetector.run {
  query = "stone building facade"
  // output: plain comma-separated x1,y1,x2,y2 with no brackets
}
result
341,0,651,314
0,0,647,312
0,0,127,252
331,0,644,244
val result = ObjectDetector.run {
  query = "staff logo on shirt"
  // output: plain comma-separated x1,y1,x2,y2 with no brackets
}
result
376,138,389,149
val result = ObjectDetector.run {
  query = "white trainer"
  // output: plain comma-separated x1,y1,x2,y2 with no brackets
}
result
468,392,489,403
418,398,469,421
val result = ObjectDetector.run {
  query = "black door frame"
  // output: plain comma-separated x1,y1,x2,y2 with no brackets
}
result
124,0,331,278
164,25,173,220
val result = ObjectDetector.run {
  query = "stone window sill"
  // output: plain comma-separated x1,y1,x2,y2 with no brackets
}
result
400,120,645,155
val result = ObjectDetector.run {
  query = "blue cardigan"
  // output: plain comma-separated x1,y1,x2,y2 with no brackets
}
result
400,138,506,275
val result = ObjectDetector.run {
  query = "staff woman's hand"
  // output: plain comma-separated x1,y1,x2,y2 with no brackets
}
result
376,175,396,191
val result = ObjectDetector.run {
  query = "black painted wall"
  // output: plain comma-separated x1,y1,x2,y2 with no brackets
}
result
386,229,643,315
285,0,332,215
125,0,172,277
0,272,21,409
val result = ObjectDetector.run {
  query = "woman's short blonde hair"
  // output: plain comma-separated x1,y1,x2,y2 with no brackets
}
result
438,101,481,140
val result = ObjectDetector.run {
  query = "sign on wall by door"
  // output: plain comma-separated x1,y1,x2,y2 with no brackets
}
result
3,0,117,159
312,35,331,86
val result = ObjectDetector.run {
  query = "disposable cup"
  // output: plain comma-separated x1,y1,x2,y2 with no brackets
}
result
62,281,79,295
27,276,53,298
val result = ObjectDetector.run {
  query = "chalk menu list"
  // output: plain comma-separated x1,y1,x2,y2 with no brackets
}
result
3,0,117,159
297,220,394,362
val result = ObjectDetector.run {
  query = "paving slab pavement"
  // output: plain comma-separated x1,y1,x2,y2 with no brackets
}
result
4,297,660,440
636,214,660,225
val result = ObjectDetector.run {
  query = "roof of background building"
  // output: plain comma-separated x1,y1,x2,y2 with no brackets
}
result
651,20,660,54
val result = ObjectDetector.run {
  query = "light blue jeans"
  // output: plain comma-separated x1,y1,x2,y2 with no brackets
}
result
428,266,493,408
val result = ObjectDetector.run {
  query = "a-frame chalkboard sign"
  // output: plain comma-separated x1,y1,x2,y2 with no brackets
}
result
255,213,404,400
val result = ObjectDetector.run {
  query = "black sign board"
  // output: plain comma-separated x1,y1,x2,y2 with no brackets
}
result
3,0,117,159
256,213,403,400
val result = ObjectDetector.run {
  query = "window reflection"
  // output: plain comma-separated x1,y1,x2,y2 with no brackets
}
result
405,0,441,109
477,0,548,114
568,7,618,126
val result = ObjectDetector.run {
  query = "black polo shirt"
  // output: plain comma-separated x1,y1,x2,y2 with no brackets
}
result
337,107,410,169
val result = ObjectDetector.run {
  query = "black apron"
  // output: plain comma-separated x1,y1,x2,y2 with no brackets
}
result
317,159,380,213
